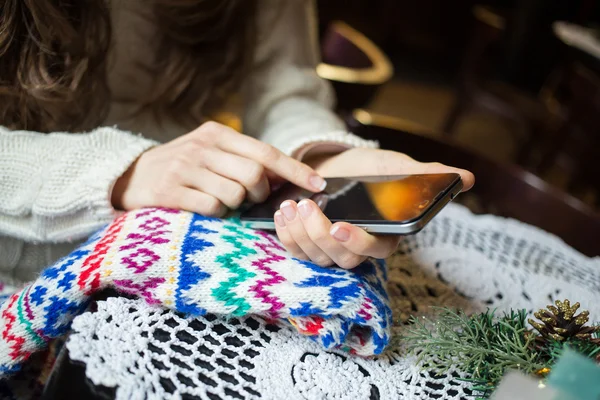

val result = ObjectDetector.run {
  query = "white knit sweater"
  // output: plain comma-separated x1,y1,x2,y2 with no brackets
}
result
0,0,376,283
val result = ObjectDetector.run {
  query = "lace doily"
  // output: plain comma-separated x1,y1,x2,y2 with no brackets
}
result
66,204,600,399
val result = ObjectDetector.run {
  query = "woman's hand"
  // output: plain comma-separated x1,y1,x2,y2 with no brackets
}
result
274,147,475,269
307,148,475,189
111,121,326,216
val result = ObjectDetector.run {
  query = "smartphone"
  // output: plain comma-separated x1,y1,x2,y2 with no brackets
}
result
240,173,462,235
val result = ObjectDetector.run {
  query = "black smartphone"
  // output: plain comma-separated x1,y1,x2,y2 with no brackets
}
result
240,173,462,235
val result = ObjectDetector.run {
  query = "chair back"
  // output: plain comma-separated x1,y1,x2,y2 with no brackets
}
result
318,21,394,112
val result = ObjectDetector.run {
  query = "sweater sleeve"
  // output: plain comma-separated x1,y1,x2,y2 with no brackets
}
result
242,0,378,159
0,126,157,243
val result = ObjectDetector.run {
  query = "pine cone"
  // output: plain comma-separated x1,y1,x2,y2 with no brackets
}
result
528,299,599,342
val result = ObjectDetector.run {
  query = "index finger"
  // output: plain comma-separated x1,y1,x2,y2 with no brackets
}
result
213,128,327,193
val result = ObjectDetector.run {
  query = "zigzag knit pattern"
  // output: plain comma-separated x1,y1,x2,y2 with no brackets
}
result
0,208,391,376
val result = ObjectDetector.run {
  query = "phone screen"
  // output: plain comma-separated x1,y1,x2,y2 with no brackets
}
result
241,173,461,224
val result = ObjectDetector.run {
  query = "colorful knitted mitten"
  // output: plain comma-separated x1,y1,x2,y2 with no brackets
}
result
0,208,391,376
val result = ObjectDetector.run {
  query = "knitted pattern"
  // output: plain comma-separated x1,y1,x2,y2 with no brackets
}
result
0,208,391,376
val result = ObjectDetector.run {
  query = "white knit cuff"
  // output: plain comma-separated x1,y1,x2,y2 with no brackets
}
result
83,128,158,223
0,126,158,243
41,128,157,242
285,130,379,161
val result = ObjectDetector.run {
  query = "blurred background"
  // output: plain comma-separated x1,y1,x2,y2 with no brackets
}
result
315,0,600,209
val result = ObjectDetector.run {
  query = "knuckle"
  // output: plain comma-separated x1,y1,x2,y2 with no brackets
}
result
291,166,308,185
174,150,190,162
313,255,333,267
278,236,295,249
193,121,222,141
202,197,223,216
293,229,311,243
309,227,331,243
166,159,186,179
200,120,222,132
337,253,361,269
243,163,265,187
254,187,271,203
184,140,205,154
150,180,173,204
173,152,190,163
293,253,310,261
229,185,246,207
256,143,280,164
184,140,210,160
179,142,209,165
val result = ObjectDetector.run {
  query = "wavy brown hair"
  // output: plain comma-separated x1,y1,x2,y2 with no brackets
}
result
0,0,257,133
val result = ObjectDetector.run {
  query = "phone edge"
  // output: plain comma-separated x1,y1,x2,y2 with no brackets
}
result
241,178,464,235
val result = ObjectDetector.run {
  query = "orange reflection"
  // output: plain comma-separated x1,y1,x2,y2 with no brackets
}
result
364,174,457,221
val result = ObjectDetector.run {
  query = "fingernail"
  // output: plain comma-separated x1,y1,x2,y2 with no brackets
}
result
330,225,350,242
274,211,286,227
298,200,312,219
280,201,296,221
309,175,327,192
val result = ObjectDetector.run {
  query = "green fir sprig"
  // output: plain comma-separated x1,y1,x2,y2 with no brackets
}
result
403,308,545,387
400,305,600,399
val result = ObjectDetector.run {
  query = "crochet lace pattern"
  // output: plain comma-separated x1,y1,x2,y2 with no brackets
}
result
61,204,600,400
0,208,391,376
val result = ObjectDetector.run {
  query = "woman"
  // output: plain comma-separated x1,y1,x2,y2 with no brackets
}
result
0,0,474,282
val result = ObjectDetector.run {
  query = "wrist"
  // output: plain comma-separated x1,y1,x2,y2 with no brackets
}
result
110,159,137,211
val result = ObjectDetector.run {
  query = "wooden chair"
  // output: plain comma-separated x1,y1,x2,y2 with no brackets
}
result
349,109,600,257
317,21,394,113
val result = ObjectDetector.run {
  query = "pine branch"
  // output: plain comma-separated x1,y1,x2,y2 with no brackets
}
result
396,306,600,399
403,308,545,385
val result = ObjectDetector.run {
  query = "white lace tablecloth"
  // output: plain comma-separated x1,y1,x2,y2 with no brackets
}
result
65,204,600,400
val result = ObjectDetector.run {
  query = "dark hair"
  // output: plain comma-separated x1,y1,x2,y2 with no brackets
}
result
0,0,257,132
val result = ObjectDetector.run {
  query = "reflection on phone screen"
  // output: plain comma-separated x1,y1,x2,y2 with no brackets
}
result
243,174,459,223
363,174,455,221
